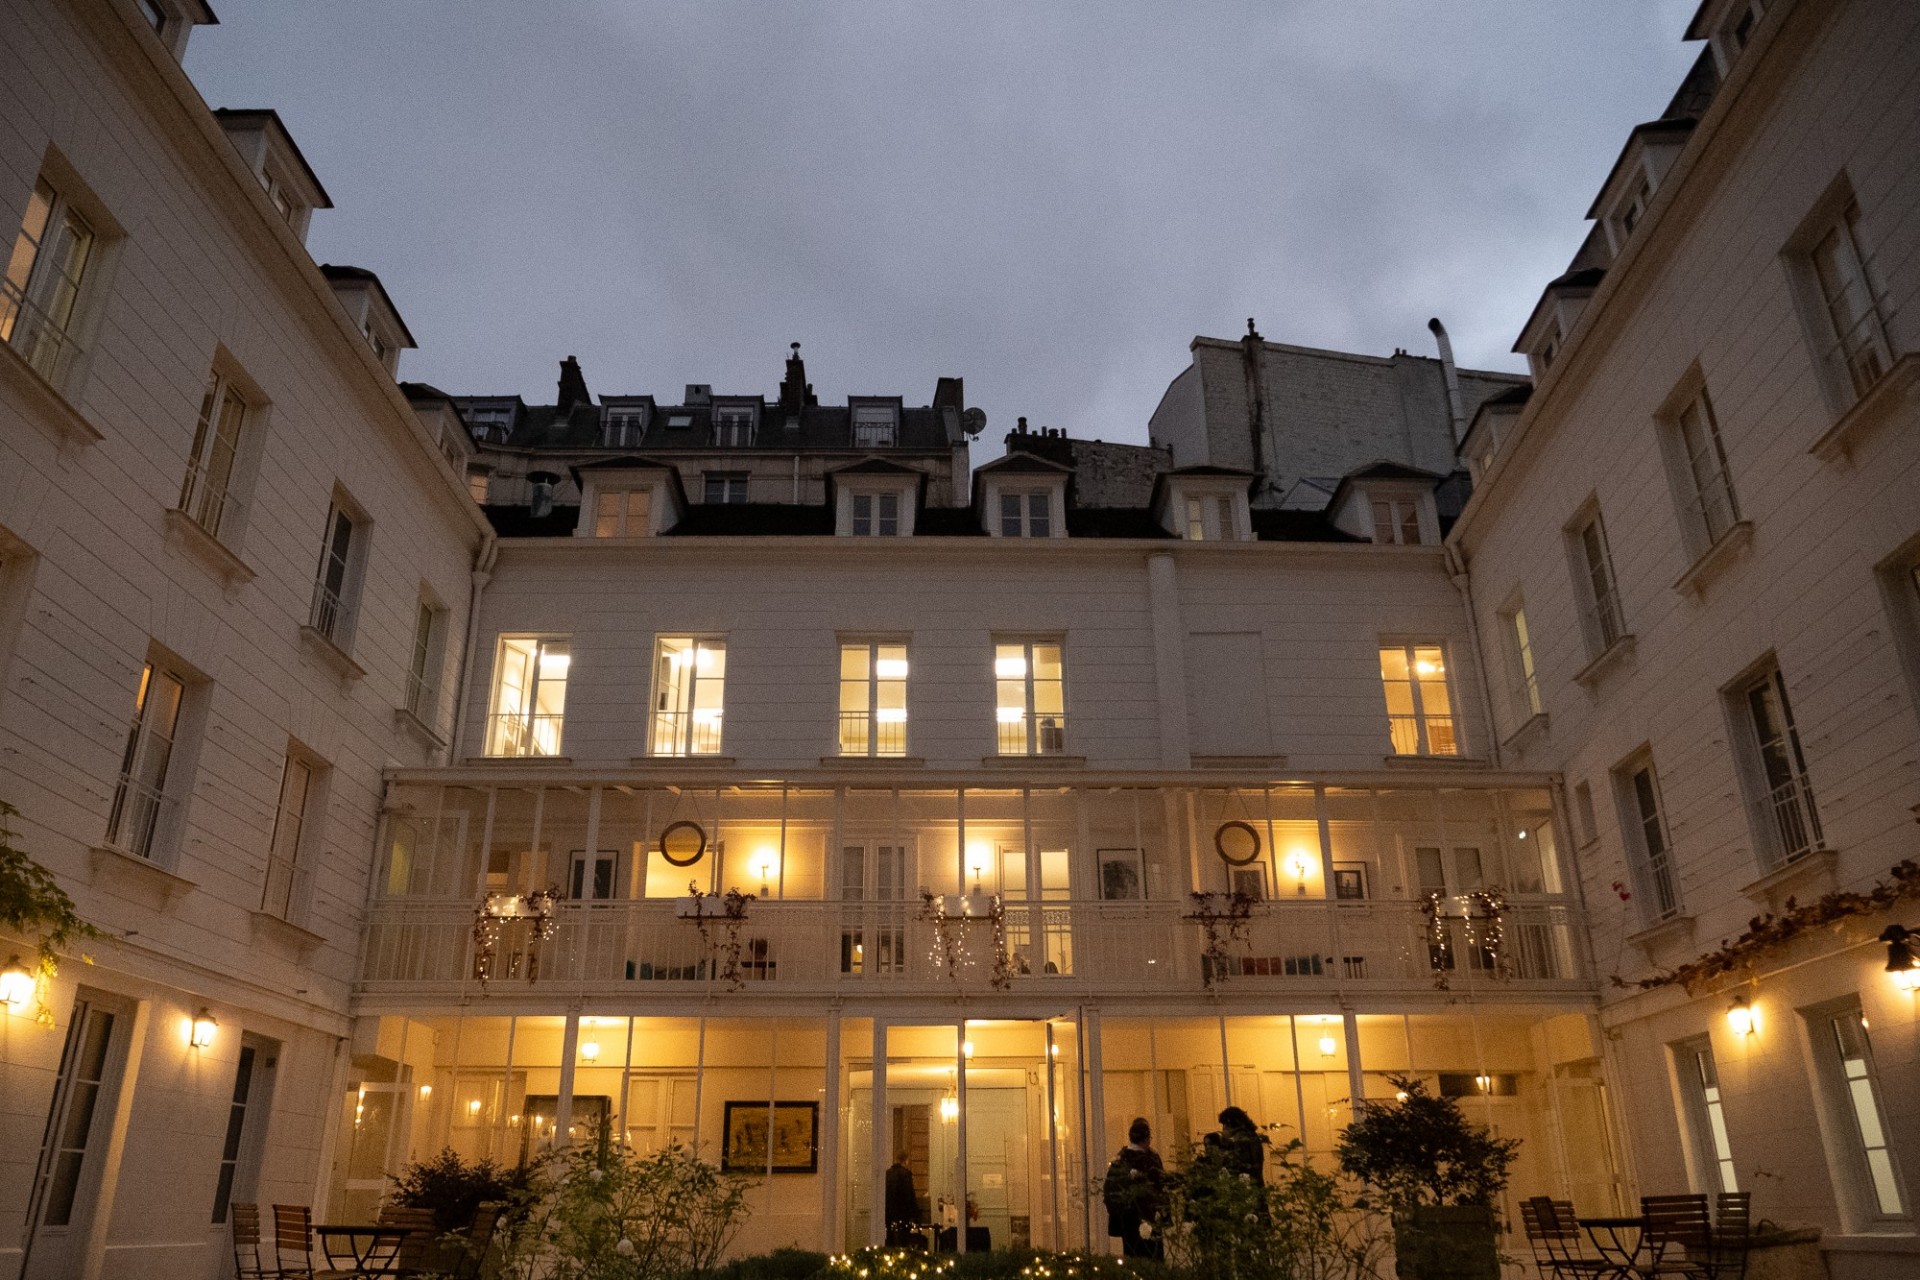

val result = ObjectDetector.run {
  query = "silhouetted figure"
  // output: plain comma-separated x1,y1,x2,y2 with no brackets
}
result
1103,1116,1167,1259
1204,1105,1267,1187
885,1150,922,1248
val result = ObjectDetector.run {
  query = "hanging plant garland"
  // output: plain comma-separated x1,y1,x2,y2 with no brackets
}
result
988,894,1013,990
918,890,962,982
1464,888,1509,980
1423,891,1454,991
686,883,755,991
1189,889,1256,987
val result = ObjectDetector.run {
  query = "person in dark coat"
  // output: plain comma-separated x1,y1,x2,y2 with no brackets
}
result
1103,1117,1167,1259
884,1150,922,1248
1204,1105,1267,1186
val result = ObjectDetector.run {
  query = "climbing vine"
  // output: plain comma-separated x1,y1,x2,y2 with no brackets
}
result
1422,889,1509,991
1189,889,1257,987
686,884,754,991
0,801,100,1027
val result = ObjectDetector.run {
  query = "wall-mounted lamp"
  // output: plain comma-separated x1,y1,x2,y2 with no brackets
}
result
1880,925,1920,991
1317,1035,1338,1058
468,1099,484,1117
189,1008,218,1048
1474,1074,1492,1093
755,848,778,896
1394,1089,1410,1103
580,1039,601,1062
1,956,33,1011
1727,997,1756,1037
965,843,989,892
419,1084,433,1099
1287,851,1314,895
962,1039,975,1059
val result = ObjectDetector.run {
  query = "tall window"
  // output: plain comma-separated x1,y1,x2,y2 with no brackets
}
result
1505,606,1543,719
650,637,725,756
1378,643,1458,756
851,492,900,537
852,405,897,448
601,407,645,446
994,640,1065,755
484,636,569,757
1671,389,1740,550
2,176,94,383
1808,201,1892,401
1617,756,1679,921
1572,510,1627,653
712,406,755,447
1370,498,1424,545
105,661,186,860
405,600,441,719
210,1043,259,1225
178,371,248,540
260,753,314,921
1734,664,1822,866
1001,491,1051,537
592,489,650,537
309,504,359,645
1820,1006,1907,1220
1184,495,1237,541
840,642,908,756
703,472,749,504
1677,1040,1738,1195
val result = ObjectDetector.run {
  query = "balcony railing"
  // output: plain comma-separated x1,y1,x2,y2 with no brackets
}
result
1766,778,1823,865
1,278,82,386
359,897,1588,996
485,712,566,758
839,712,907,758
996,713,1067,756
650,710,724,757
103,777,175,861
177,461,236,542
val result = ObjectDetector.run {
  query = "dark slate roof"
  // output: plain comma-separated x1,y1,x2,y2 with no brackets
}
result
318,264,416,345
481,504,579,537
467,398,957,454
1585,117,1699,219
828,457,924,475
1168,464,1256,477
1485,384,1533,408
976,452,1072,474
1250,509,1362,543
1066,507,1172,539
916,508,990,537
666,504,834,537
212,108,332,206
1345,461,1443,481
1547,266,1607,291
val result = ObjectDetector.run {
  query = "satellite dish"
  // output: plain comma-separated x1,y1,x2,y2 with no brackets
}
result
961,407,988,437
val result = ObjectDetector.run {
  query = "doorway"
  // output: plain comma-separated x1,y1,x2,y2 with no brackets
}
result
19,992,132,1280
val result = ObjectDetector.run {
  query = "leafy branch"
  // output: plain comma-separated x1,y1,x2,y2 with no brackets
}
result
0,800,100,1026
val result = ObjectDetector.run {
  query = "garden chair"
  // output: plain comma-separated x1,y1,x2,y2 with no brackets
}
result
1708,1192,1752,1280
446,1201,504,1280
374,1203,438,1275
1523,1197,1606,1279
230,1203,274,1280
1641,1194,1712,1277
272,1203,320,1279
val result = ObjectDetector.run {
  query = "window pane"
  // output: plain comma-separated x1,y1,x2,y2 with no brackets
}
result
1000,492,1022,536
594,491,621,537
1029,492,1051,537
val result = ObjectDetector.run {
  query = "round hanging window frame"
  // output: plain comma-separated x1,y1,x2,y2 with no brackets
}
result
658,820,708,867
1214,819,1263,867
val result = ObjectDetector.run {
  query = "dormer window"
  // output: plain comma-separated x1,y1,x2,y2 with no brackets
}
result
852,403,899,448
133,0,214,61
1183,495,1238,541
713,404,756,447
465,405,513,442
1000,491,1052,537
213,111,332,244
1154,471,1252,541
852,492,900,536
1371,499,1426,546
593,489,651,537
1621,177,1652,236
602,404,647,447
1538,320,1561,372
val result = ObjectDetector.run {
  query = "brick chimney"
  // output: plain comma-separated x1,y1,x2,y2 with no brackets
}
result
778,342,815,412
556,355,591,411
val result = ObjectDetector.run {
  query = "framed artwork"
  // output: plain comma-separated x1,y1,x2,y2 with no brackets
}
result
1096,848,1145,900
1333,863,1370,900
721,1100,819,1173
1230,866,1268,901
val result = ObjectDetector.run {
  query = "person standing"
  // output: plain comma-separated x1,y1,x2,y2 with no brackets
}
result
1102,1117,1167,1259
885,1150,922,1248
1205,1105,1266,1186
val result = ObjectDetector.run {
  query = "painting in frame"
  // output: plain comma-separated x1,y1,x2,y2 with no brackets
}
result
721,1100,819,1173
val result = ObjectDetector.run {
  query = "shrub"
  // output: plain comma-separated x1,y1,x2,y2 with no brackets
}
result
710,1247,829,1280
814,1248,1150,1280
389,1147,530,1234
1332,1078,1519,1212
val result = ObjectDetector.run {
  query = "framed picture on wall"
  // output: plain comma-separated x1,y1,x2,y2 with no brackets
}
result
1230,866,1268,900
721,1100,819,1173
1333,863,1370,900
1096,848,1145,900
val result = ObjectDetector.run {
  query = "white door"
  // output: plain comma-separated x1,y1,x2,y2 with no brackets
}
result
841,842,910,976
20,994,130,1280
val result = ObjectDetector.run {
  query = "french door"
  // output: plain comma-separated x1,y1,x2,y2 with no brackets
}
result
20,994,130,1280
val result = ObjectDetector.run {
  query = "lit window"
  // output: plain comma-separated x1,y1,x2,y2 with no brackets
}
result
1678,1040,1738,1196
260,752,315,921
1615,755,1680,921
852,404,897,448
1571,509,1626,654
1670,388,1740,551
405,599,442,719
467,472,490,503
593,489,650,537
309,504,361,646
1378,643,1458,756
1184,495,1237,541
1733,663,1822,867
178,371,249,540
1000,491,1051,537
851,492,900,537
704,472,749,504
994,640,1065,755
105,661,186,860
713,405,755,447
650,637,725,756
484,636,569,757
1369,498,1424,545
2,176,94,385
840,642,908,756
1505,605,1543,719
1809,202,1892,402
1822,1008,1907,1219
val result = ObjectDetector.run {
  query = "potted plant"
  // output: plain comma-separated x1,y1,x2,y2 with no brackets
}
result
1334,1076,1518,1280
387,1147,530,1271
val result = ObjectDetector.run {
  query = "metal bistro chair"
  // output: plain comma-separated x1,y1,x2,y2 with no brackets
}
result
1524,1197,1608,1280
1641,1195,1713,1278
230,1203,274,1280
1708,1193,1752,1280
374,1203,438,1275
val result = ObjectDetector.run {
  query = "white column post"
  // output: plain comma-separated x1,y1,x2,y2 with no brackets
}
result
554,1010,580,1150
821,1011,843,1251
870,1019,888,1247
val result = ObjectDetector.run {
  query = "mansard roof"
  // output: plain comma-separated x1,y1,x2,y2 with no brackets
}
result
464,398,958,453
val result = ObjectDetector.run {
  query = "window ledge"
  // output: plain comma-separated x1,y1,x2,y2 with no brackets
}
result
464,754,573,766
393,706,447,751
628,755,736,767
1740,847,1838,910
1382,754,1487,768
1808,351,1920,462
982,754,1087,767
248,910,325,958
1671,521,1754,597
87,843,194,906
297,624,367,682
1500,712,1551,755
162,508,256,588
821,756,925,767
1626,912,1696,961
1191,754,1289,769
1573,634,1637,690
0,340,102,447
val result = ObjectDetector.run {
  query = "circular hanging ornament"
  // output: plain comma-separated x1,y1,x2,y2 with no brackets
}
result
659,820,708,867
1214,819,1262,867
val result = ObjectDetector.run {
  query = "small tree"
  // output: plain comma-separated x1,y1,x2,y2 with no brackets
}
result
1333,1077,1517,1211
389,1147,530,1233
0,801,99,1026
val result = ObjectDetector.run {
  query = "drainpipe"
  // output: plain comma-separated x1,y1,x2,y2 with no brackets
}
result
447,530,499,762
1239,318,1269,490
1445,541,1502,769
1428,318,1468,447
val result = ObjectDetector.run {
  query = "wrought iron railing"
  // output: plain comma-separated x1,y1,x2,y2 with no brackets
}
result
484,712,566,758
103,777,174,861
839,712,907,758
0,277,82,385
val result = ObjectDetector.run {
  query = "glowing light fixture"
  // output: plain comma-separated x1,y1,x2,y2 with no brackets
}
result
1474,1074,1492,1092
940,1096,959,1122
994,656,1028,679
189,1007,218,1048
962,1039,975,1059
0,956,33,1011
876,658,910,680
419,1084,433,1098
1395,1090,1410,1103
995,706,1025,723
1317,1035,1338,1058
1287,851,1314,895
580,1039,601,1061
1727,997,1756,1037
755,848,778,894
468,1099,484,1116
1881,925,1920,991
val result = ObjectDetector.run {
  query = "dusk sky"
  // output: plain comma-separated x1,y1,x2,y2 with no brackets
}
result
184,3,1702,445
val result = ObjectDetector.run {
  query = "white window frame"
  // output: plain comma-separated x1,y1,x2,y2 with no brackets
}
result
838,640,909,757
711,403,757,448
1183,494,1239,542
2,173,96,388
999,489,1053,538
1613,751,1680,924
1808,1001,1910,1225
404,596,445,721
994,639,1066,756
601,404,647,447
1368,496,1426,546
1785,179,1897,416
260,747,323,924
1658,381,1742,558
703,471,749,505
1500,601,1544,722
648,636,726,757
1567,504,1627,657
104,658,191,864
850,490,902,537
484,635,570,758
179,368,250,541
851,403,899,448
1378,641,1461,757
591,488,652,538
308,497,368,650
1674,1037,1739,1196
1727,660,1823,869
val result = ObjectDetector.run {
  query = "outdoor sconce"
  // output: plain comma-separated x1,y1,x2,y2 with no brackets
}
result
1318,1035,1338,1058
1727,997,1756,1037
579,1039,601,1061
0,956,33,1011
962,1039,975,1059
965,843,990,893
1287,851,1314,895
419,1084,432,1099
1880,925,1920,991
189,1008,218,1048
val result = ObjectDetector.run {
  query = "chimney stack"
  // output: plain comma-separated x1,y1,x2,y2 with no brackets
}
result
556,356,591,411
778,342,815,412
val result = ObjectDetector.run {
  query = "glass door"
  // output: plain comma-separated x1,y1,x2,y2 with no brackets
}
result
21,995,128,1280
